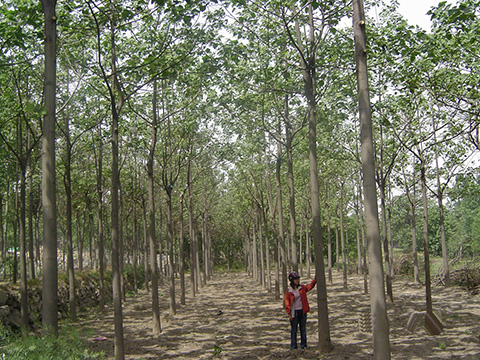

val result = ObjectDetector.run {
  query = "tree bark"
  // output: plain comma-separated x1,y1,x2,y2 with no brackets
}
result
285,94,297,273
403,165,420,283
353,1,391,358
291,2,332,350
179,194,186,305
96,125,106,309
40,0,58,336
433,120,450,286
339,183,347,289
148,80,162,334
64,86,76,319
420,155,434,314
275,140,287,296
165,188,176,316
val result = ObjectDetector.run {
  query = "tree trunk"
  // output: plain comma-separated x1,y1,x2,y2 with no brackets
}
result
433,120,450,286
40,0,58,336
275,140,287,296
380,183,393,303
285,95,297,273
27,133,35,280
420,155,434,314
119,183,126,302
261,201,271,291
340,183,347,289
325,195,332,284
355,187,362,275
179,194,186,305
305,217,311,278
19,162,29,332
187,161,196,297
109,8,124,357
335,225,340,272
264,143,279,298
292,2,331,349
96,125,106,310
148,80,162,334
403,166,420,283
165,188,176,316
257,208,265,287
64,93,76,319
353,1,391,358
142,198,150,293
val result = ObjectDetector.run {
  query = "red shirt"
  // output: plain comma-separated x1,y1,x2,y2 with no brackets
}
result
284,278,316,318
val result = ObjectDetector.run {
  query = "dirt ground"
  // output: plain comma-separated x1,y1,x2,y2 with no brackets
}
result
81,270,480,359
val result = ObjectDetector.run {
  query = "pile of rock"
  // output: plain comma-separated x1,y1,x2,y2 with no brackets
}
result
0,270,139,333
0,286,24,332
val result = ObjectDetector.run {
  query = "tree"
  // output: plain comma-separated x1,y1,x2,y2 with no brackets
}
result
353,0,391,358
147,79,161,334
40,0,59,337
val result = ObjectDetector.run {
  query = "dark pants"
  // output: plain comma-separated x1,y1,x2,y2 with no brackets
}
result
290,309,307,349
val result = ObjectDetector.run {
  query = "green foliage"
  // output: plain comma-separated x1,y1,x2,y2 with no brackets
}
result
123,264,145,290
0,326,105,360
213,345,222,356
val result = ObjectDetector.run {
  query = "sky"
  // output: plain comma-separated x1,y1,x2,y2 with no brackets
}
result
397,0,455,29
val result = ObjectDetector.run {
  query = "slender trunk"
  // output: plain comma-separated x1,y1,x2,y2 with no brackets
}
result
64,96,76,319
119,183,125,302
96,126,105,309
335,225,340,272
380,184,393,303
40,0,58,336
14,176,18,284
261,204,271,291
109,8,124,357
179,195,186,305
148,80,161,333
420,156,433,314
356,188,362,275
257,208,265,287
285,95,297,273
340,184,347,289
187,161,196,297
264,143,279,298
252,221,258,281
292,2,331,349
305,217,311,278
403,166,420,283
353,1,391,357
20,163,29,332
165,189,176,316
299,226,303,275
275,140,287,296
133,208,138,294
142,199,150,293
27,133,35,279
326,202,332,284
433,120,449,286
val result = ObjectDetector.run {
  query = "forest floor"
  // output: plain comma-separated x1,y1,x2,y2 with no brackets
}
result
80,270,480,359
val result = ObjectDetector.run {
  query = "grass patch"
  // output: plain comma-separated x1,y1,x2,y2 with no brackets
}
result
0,324,105,360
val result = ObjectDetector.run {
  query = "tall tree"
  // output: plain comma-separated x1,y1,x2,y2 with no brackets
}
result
147,79,161,334
287,1,334,351
353,0,391,358
40,0,58,336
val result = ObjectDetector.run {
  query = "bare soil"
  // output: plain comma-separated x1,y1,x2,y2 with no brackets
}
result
81,270,480,359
